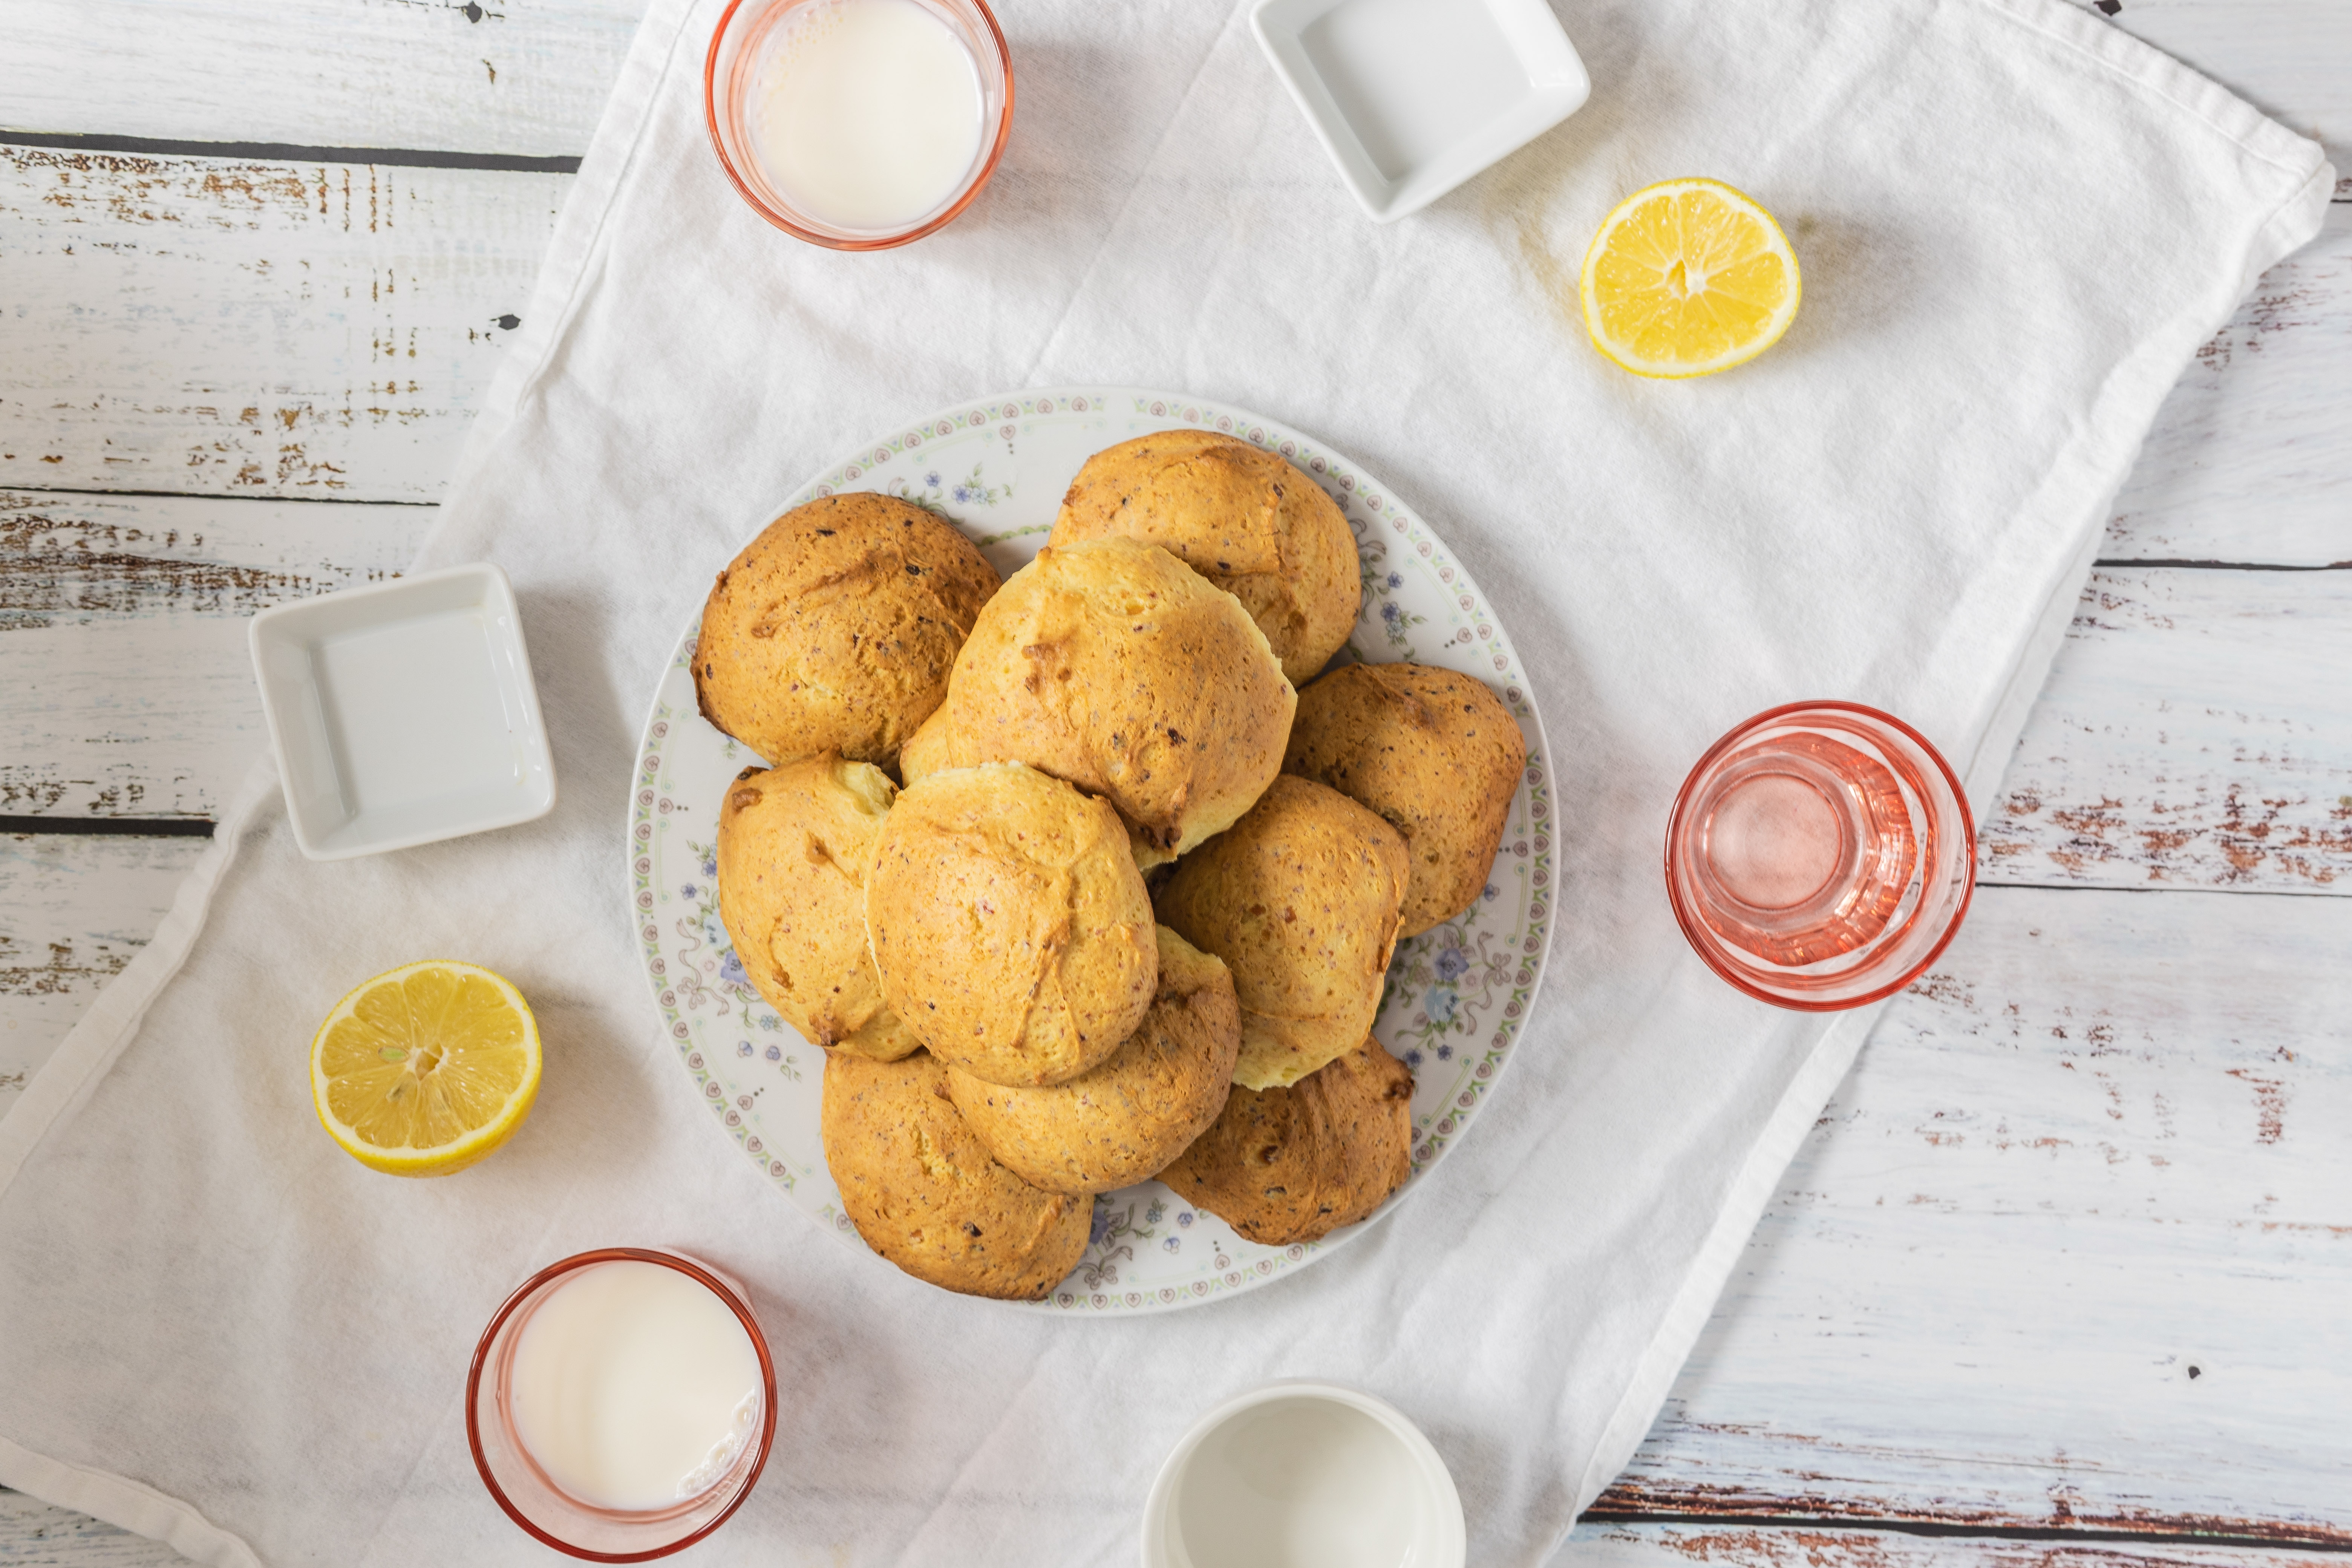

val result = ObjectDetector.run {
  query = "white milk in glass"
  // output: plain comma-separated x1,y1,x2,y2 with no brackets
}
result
751,0,985,231
507,1262,763,1511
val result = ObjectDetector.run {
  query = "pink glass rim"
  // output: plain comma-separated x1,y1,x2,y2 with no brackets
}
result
702,0,1015,251
465,1247,778,1563
1663,700,1976,1012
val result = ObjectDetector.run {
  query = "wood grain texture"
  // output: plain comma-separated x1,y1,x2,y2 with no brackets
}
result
1560,1523,2352,1568
0,1490,182,1568
1983,566,2352,892
0,833,208,1107
0,147,564,501
2101,207,2352,568
2,0,641,159
0,491,427,819
1593,887,2352,1543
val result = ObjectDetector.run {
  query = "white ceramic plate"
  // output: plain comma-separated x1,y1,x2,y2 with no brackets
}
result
628,388,1555,1313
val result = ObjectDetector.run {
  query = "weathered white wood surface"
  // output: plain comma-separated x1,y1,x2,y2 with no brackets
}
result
1980,566,2352,891
0,1490,179,1568
0,148,564,501
0,833,208,1099
1565,1525,2352,1568
0,198,2342,831
1585,888,2352,1544
0,490,427,819
5,0,2345,181
2101,207,2352,568
3,0,2350,1564
4,0,640,159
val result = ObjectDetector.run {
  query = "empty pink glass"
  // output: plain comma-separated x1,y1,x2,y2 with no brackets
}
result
1665,701,1974,1010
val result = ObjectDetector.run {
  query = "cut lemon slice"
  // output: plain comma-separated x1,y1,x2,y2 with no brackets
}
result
1580,178,1801,378
311,960,541,1176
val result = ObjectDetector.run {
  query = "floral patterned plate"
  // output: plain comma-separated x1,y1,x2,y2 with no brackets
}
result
629,388,1555,1313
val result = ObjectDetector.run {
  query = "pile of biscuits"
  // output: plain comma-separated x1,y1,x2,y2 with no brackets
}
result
698,430,1524,1300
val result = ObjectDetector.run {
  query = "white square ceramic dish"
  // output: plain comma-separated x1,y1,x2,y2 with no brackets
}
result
1251,0,1589,223
248,562,556,861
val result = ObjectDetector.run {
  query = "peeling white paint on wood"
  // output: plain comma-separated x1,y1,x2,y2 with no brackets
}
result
0,833,208,1110
0,491,428,818
2101,206,2352,567
1559,1524,2352,1568
1596,887,2352,1542
0,1488,183,1567
0,148,565,501
3,0,643,159
1984,567,2352,891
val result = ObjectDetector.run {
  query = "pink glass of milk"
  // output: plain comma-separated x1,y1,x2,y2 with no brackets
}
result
467,1248,775,1560
705,0,1014,249
1664,701,1975,1010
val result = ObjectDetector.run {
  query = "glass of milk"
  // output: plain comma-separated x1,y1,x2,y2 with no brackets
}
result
706,0,1013,248
467,1249,776,1559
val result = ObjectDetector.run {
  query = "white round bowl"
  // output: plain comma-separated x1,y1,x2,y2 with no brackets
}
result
1140,1380,1465,1568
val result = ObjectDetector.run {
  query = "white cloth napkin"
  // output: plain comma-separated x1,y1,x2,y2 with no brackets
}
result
0,0,2329,1563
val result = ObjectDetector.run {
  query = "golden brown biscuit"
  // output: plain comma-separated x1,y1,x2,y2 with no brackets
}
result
896,701,954,786
1155,775,1408,1089
1159,1038,1415,1246
717,754,917,1061
1283,662,1525,938
933,538,1295,864
821,1050,1089,1300
867,763,1158,1087
1052,430,1361,686
946,927,1240,1195
693,493,1000,766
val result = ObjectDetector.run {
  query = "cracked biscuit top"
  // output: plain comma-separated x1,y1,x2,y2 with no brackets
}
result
693,492,1000,767
866,762,1158,1087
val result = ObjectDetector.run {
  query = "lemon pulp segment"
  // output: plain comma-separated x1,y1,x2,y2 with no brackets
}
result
311,960,540,1176
1580,178,1800,378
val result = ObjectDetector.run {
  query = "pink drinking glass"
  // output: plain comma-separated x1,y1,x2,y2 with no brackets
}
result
704,0,1014,250
466,1248,776,1562
1664,701,1975,1011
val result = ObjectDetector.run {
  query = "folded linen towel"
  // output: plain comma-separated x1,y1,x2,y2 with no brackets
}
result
0,0,2329,1563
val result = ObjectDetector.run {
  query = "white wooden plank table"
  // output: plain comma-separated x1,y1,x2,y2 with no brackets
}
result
3,2,2347,1563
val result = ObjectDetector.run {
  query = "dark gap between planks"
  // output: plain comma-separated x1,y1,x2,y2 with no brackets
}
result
0,129,579,174
2092,557,2352,572
0,482,440,508
1,816,213,839
1579,1511,2352,1552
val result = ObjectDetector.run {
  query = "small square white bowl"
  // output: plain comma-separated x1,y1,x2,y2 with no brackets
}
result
1251,0,1589,223
248,562,557,861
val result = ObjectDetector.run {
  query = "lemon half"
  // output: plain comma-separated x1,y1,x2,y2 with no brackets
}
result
311,960,541,1176
1580,178,1801,378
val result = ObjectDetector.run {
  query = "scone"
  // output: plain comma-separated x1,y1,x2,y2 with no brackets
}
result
1283,662,1525,937
866,763,1158,1087
946,926,1240,1195
896,701,954,786
717,753,917,1060
1159,1038,1415,1246
1051,430,1361,685
694,492,1000,766
821,1050,1089,1300
1154,775,1408,1089
930,538,1295,864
